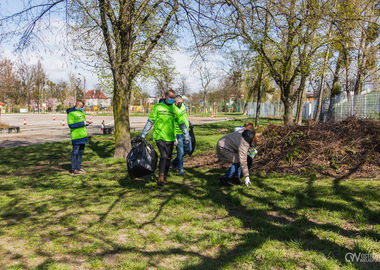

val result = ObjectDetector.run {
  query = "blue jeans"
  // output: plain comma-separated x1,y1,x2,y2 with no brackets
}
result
172,134,192,172
71,144,85,172
224,163,242,179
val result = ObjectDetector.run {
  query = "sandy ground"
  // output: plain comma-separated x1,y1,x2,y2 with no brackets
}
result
0,113,228,148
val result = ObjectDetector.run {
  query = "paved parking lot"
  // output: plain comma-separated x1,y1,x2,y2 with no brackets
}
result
0,113,228,148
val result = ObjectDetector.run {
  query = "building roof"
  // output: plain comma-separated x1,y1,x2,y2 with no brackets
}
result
306,94,317,98
0,101,6,106
85,90,109,100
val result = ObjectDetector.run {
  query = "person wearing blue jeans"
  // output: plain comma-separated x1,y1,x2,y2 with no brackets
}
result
172,133,192,175
67,100,92,175
71,144,85,173
224,162,242,179
217,129,260,186
171,96,192,176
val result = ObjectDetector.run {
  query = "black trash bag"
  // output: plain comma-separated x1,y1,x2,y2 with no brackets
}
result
127,136,158,178
188,124,196,157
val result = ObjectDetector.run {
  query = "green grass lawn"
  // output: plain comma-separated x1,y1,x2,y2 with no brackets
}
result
0,119,379,269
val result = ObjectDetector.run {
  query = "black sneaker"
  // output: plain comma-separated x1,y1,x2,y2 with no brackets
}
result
230,177,241,185
219,177,232,186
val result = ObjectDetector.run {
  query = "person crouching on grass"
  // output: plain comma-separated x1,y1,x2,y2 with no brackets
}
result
217,129,264,186
67,100,92,176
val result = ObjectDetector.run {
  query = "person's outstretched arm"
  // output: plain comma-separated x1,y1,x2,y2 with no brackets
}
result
238,139,251,186
141,105,157,138
141,119,154,138
178,123,190,142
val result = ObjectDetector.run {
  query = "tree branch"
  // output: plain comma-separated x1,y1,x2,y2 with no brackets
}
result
132,0,178,78
99,0,116,73
133,0,164,41
15,0,65,50
74,0,103,29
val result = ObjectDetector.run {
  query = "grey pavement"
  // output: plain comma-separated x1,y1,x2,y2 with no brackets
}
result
0,114,229,148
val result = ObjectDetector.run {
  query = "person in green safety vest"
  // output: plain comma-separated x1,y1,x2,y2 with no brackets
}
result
171,95,192,176
66,100,92,175
141,90,190,186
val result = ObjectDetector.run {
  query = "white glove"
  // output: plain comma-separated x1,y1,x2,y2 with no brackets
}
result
244,176,251,186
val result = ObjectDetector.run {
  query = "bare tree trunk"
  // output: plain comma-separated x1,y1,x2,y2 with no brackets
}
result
254,1,271,127
283,96,294,126
112,78,131,159
242,102,248,115
315,24,333,122
327,52,342,120
281,82,296,126
255,60,265,127
345,62,351,117
354,30,365,96
295,75,307,125
314,76,325,122
203,92,207,113
353,8,373,96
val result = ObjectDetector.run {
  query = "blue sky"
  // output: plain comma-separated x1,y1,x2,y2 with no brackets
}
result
0,0,211,94
1,0,99,89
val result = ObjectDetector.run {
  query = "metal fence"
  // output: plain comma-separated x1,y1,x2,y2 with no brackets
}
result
306,91,380,121
189,100,247,114
248,91,380,121
247,102,283,118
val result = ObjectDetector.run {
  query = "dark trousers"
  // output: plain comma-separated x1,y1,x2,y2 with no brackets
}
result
156,140,174,175
71,144,85,172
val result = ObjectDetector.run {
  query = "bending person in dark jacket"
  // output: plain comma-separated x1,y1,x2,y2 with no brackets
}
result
67,100,92,175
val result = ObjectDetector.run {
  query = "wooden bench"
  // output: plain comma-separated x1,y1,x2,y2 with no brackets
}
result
0,126,20,133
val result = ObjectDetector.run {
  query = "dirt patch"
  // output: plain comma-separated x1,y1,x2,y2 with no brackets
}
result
184,152,228,170
185,118,380,179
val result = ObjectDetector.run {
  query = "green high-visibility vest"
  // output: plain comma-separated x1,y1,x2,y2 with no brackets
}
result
174,104,189,135
67,110,87,141
148,102,183,141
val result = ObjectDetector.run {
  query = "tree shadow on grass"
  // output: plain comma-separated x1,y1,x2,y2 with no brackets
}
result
179,167,380,269
87,136,115,158
2,140,379,269
98,168,377,269
0,142,71,173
